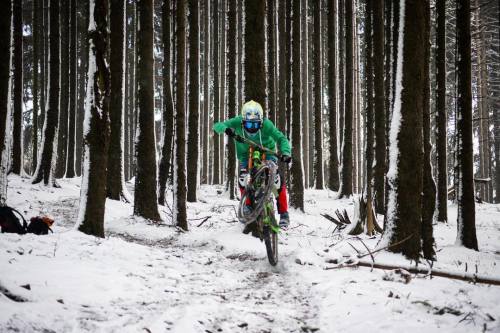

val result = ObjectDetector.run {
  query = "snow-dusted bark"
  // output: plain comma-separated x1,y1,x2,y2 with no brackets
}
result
0,0,13,206
32,0,60,186
381,0,429,260
173,0,187,230
76,0,111,238
11,0,23,176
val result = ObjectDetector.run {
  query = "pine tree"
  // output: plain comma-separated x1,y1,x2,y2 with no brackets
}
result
266,0,276,123
455,0,478,250
278,1,287,132
107,0,129,201
11,0,23,175
0,0,13,205
338,0,353,198
32,0,41,174
422,1,436,260
212,0,221,185
373,0,386,214
158,0,174,205
77,0,111,238
227,0,237,200
174,0,188,230
187,0,200,202
312,0,323,189
436,0,448,221
244,0,266,103
66,0,77,178
134,0,160,221
201,0,210,185
382,0,427,260
365,0,374,201
76,0,89,177
327,0,339,191
55,0,70,178
33,0,60,185
290,0,304,211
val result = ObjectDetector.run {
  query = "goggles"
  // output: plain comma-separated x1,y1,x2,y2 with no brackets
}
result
243,121,262,130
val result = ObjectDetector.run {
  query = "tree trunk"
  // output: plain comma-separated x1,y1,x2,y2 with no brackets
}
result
66,0,77,178
327,0,339,191
201,0,210,185
134,0,160,221
435,0,447,221
338,0,345,150
174,0,188,230
227,0,237,200
77,0,111,238
290,0,304,211
76,0,89,176
32,0,41,174
11,0,23,175
278,0,287,133
365,0,374,200
339,0,353,198
107,0,128,201
244,0,266,104
373,0,386,213
219,0,226,181
496,0,500,202
212,0,221,185
56,0,70,178
422,1,436,260
455,0,477,250
158,0,174,205
382,0,426,260
301,0,309,188
266,0,275,122
187,0,200,202
40,0,46,133
33,0,60,185
312,0,323,189
0,0,13,205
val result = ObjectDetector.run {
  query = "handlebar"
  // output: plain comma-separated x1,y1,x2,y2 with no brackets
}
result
227,132,283,159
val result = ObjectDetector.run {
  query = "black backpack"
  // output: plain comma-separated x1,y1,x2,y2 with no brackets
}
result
0,206,27,234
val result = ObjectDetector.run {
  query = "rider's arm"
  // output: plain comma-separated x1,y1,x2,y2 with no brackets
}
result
266,120,291,156
213,116,242,134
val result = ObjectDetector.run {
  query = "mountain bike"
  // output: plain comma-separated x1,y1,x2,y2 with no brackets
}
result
227,132,282,266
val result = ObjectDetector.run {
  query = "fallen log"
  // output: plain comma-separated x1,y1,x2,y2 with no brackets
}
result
326,259,500,286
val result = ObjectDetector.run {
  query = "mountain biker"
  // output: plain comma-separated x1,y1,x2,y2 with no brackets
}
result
213,100,292,229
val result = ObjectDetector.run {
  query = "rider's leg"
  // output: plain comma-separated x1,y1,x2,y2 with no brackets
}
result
238,161,251,206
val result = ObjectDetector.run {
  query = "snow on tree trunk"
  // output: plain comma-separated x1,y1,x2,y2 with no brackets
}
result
312,0,323,190
227,0,237,200
76,0,111,238
32,0,60,186
174,0,188,230
158,0,174,206
381,0,427,260
66,0,77,178
0,0,13,206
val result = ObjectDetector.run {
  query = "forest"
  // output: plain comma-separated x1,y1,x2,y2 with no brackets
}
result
0,0,499,332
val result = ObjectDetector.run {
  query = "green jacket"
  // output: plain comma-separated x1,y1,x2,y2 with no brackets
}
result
213,116,291,161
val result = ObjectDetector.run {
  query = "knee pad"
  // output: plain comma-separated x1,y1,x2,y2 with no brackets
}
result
274,172,281,189
239,172,249,188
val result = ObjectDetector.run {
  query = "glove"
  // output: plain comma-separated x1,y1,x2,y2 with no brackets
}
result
281,155,292,163
225,127,236,137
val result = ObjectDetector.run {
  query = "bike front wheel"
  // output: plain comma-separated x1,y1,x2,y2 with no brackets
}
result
263,221,278,266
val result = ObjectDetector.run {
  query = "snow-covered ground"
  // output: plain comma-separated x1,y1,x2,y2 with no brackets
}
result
1,175,499,332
